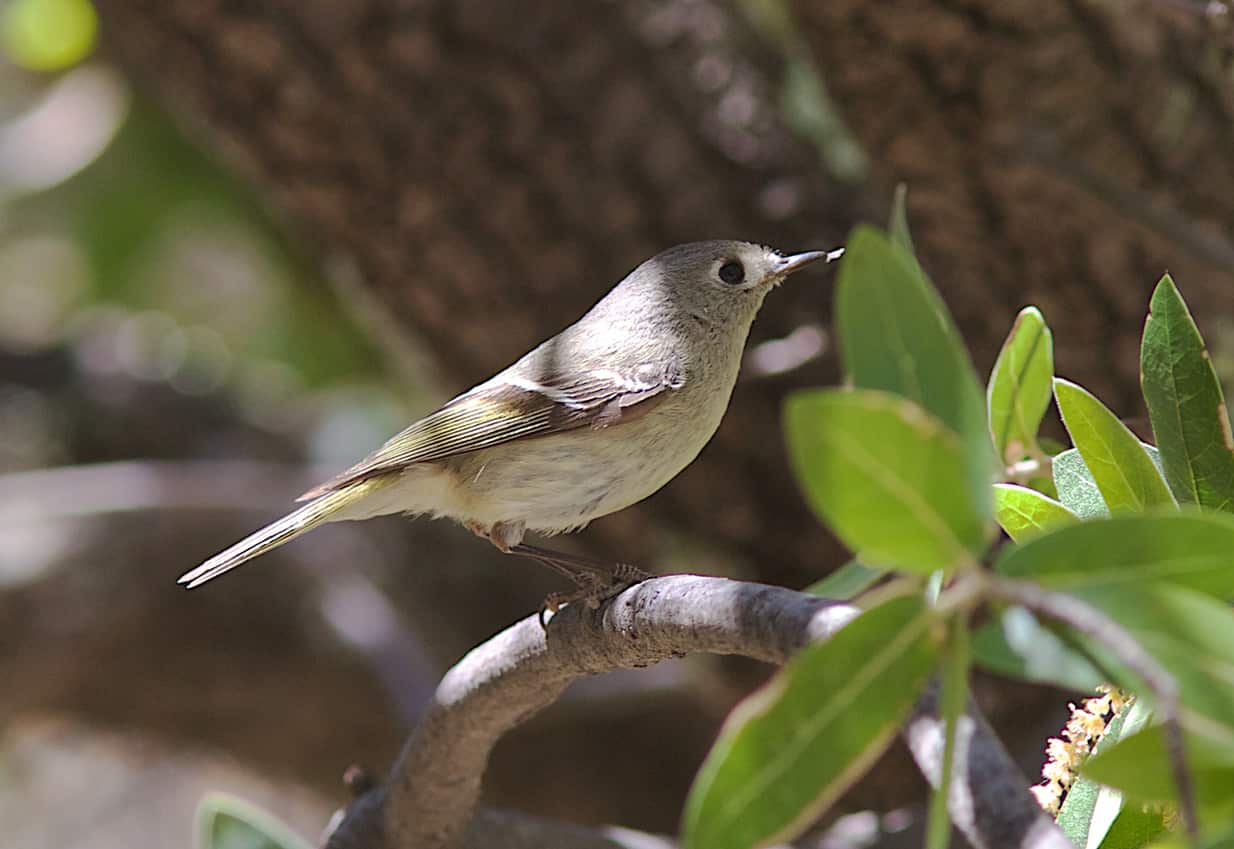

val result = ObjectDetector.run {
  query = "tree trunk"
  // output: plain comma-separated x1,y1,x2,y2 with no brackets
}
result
795,0,1234,413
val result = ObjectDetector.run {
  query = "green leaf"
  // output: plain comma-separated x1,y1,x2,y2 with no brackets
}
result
1027,474,1059,499
926,617,970,849
1047,588,1234,826
804,561,885,600
1058,773,1103,844
994,512,1234,598
971,606,1104,691
987,307,1055,466
889,183,916,256
786,389,989,573
1057,698,1136,847
1090,700,1165,849
1083,585,1234,754
1096,805,1167,849
993,483,1079,541
835,226,991,513
1054,379,1175,513
1052,446,1167,520
1082,724,1234,807
196,793,312,849
682,595,939,849
1041,436,1069,456
1053,449,1111,518
1051,446,1110,520
1,0,98,72
1148,825,1234,849
1141,274,1234,512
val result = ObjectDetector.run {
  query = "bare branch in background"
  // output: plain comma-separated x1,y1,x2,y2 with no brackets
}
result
0,460,328,521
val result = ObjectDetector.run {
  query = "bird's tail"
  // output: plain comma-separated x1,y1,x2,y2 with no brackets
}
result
179,478,389,589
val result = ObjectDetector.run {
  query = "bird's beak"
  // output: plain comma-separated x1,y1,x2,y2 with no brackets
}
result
773,247,845,279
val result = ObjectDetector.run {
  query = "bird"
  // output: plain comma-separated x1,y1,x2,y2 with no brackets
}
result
180,240,840,611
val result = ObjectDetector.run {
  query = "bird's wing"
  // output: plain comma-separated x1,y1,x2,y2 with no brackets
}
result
298,355,685,499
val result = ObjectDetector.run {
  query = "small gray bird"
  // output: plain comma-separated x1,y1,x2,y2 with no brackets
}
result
180,241,840,605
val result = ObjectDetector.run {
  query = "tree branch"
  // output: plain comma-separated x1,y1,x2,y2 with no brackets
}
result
906,685,1071,849
325,798,683,849
321,575,1069,849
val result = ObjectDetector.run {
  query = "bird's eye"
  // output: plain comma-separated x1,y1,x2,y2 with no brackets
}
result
718,260,745,285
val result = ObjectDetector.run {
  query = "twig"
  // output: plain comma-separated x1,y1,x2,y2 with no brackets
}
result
0,460,332,521
985,576,1197,841
1146,0,1232,31
321,575,1069,849
906,683,1073,849
1001,455,1052,486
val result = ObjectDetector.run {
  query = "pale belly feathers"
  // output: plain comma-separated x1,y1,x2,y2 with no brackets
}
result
336,311,752,535
441,378,731,533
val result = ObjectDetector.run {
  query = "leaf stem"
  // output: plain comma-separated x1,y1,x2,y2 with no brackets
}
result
1002,453,1053,485
925,615,972,849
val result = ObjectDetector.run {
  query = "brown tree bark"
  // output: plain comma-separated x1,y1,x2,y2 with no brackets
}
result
794,0,1234,413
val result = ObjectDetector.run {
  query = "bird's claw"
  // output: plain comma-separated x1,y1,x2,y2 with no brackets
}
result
537,564,649,630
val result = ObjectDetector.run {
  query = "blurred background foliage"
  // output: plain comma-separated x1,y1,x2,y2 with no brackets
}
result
1,0,408,461
1,4,432,846
2,3,790,845
4,0,1234,847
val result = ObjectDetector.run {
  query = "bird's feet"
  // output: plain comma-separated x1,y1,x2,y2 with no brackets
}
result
506,543,651,628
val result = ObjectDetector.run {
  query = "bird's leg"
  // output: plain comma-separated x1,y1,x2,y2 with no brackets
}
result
472,521,650,624
509,542,650,585
507,542,651,628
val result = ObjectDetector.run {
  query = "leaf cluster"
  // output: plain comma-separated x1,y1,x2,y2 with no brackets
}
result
683,202,1234,849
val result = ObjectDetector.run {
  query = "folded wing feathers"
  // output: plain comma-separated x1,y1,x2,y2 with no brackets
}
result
299,362,681,499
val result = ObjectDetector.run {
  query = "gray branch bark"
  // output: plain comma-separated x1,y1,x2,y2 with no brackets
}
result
322,575,1070,849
